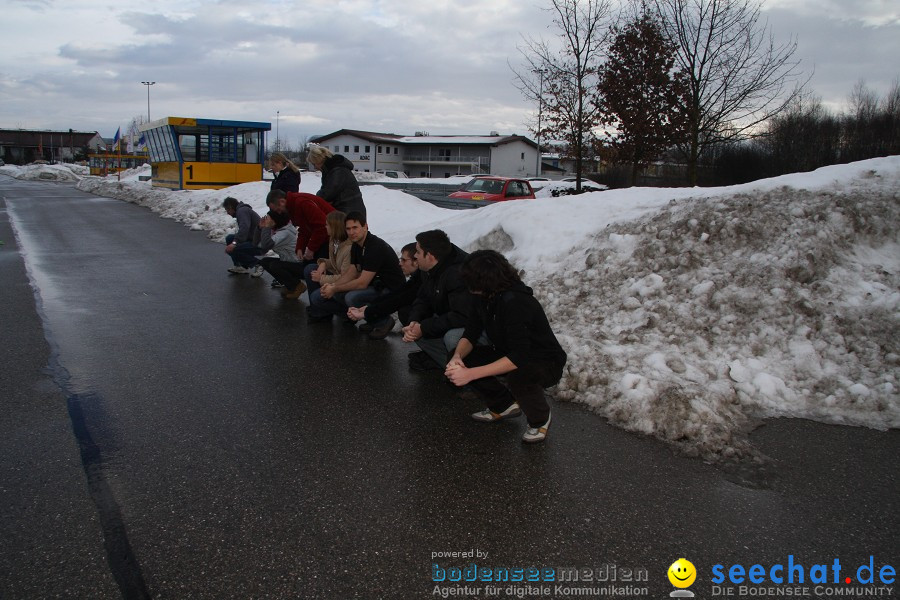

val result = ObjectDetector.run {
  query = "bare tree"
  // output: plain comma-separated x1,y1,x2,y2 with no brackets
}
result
513,0,616,190
654,0,806,184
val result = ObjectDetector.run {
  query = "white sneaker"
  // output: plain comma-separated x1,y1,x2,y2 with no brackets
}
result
522,414,551,443
471,404,522,422
249,265,264,278
228,265,249,274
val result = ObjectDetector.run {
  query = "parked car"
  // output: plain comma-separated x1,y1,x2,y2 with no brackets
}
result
448,176,536,202
376,169,408,179
526,176,550,182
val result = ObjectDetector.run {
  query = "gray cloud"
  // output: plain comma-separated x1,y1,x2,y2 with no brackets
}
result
2,0,896,145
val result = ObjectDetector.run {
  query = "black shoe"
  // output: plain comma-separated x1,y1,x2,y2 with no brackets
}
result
358,322,375,333
367,317,395,340
271,279,284,288
408,350,441,371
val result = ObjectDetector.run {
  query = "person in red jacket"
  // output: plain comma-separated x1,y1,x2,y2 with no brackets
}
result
265,190,334,262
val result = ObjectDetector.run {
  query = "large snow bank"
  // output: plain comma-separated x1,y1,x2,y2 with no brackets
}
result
73,157,900,459
0,162,87,181
547,160,900,459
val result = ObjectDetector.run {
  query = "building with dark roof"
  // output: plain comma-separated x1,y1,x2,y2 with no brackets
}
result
309,129,541,178
0,129,104,165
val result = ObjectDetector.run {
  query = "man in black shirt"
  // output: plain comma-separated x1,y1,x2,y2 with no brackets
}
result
347,242,422,339
307,211,405,323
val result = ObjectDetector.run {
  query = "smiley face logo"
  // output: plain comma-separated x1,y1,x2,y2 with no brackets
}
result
667,558,697,588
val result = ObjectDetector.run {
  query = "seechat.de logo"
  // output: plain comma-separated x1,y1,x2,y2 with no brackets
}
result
668,558,697,598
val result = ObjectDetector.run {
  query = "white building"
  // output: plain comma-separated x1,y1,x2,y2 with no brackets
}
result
309,129,540,178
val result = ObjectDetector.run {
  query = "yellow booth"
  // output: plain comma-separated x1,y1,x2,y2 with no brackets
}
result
139,117,270,190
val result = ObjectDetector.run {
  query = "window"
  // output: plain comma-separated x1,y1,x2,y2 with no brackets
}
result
354,145,359,153
438,149,452,161
334,145,339,152
179,134,198,161
521,152,525,159
344,146,349,153
394,147,399,155
377,146,382,153
384,146,390,154
365,145,370,153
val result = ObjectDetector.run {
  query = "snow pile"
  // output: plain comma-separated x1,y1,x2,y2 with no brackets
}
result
71,156,900,459
0,162,86,181
544,165,900,459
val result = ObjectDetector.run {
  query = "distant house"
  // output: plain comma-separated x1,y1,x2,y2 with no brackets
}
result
309,129,541,178
0,129,105,165
541,152,601,176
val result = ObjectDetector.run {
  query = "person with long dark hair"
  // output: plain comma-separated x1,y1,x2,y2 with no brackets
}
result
445,250,567,443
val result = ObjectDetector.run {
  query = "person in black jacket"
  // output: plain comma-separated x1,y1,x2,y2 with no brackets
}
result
269,152,301,194
347,242,421,339
445,250,567,444
402,230,474,371
307,144,367,216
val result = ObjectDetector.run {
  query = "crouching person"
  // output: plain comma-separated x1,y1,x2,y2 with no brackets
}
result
444,250,567,444
257,210,305,297
222,196,262,274
402,230,473,371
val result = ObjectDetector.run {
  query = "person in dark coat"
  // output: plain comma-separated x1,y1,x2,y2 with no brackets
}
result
307,144,367,216
269,152,301,194
445,250,567,444
402,230,474,371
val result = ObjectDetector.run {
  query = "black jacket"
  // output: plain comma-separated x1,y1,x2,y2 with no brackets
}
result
463,282,567,373
317,155,366,215
271,168,300,194
409,245,473,338
364,270,422,323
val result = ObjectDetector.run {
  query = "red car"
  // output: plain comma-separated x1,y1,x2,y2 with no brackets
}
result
449,176,536,202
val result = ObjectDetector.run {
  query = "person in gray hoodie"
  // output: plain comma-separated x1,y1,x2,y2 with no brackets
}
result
222,196,261,274
307,144,367,216
257,210,302,292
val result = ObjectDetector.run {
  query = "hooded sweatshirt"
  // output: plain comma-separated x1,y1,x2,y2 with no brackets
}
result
463,282,567,372
234,202,261,246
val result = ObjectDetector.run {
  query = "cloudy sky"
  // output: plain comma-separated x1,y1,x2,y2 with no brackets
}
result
1,0,898,146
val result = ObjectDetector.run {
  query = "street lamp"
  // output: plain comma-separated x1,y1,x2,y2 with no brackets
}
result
141,81,155,121
276,110,280,151
534,69,545,177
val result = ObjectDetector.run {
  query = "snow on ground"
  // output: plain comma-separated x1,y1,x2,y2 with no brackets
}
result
9,157,900,459
0,162,88,181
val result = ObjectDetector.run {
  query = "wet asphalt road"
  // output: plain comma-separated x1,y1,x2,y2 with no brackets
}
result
0,175,897,600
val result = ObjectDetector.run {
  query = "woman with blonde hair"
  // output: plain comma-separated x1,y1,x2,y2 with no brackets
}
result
302,210,353,303
269,152,301,194
307,144,366,215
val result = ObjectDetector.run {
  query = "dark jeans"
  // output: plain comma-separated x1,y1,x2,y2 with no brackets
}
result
225,234,261,268
261,257,305,289
308,286,385,319
463,347,562,427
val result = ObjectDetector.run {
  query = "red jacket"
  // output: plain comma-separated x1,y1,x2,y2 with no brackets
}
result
284,192,335,254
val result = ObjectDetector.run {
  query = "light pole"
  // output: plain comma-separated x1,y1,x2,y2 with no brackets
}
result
141,81,155,121
276,110,280,151
534,69,545,177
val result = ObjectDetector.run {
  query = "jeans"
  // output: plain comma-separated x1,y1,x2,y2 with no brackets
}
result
261,257,305,289
225,234,262,268
415,328,489,368
308,285,386,318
